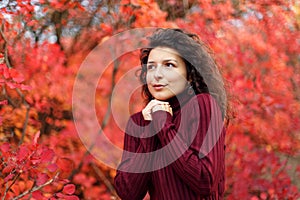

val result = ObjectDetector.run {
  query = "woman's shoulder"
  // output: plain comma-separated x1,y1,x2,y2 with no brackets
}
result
185,93,221,115
187,93,216,107
195,93,212,100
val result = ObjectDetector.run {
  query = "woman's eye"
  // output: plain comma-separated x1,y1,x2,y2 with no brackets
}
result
147,64,156,70
165,63,175,68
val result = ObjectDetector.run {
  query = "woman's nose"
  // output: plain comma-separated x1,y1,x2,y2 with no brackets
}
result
154,65,163,79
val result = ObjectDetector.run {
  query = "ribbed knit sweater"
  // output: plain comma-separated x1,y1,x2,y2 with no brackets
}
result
114,92,226,200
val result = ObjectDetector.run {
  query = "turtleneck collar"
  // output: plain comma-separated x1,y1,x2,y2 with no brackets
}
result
167,89,194,112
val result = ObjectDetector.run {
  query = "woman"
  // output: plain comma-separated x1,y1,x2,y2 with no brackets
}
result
114,28,228,200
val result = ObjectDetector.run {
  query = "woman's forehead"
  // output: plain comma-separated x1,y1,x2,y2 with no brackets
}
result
148,47,182,61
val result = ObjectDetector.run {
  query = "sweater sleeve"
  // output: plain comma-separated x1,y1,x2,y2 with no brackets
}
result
151,94,226,196
114,114,158,200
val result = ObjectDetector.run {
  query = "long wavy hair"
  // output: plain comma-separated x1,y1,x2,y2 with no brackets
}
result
139,28,229,121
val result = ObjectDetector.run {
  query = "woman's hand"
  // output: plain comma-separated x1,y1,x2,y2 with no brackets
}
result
142,99,173,121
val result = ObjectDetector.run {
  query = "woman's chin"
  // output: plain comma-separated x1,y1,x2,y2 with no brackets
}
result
152,95,168,101
152,94,175,101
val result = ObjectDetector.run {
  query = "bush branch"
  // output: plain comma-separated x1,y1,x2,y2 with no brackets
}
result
16,89,30,146
0,23,12,69
11,172,60,200
2,172,21,200
91,163,117,196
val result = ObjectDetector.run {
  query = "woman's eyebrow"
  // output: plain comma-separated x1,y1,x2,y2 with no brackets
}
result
147,59,178,63
163,59,178,63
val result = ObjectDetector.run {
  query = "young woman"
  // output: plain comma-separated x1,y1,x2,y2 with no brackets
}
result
114,28,228,200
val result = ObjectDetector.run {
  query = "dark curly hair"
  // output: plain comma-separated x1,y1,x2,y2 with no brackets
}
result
139,28,228,120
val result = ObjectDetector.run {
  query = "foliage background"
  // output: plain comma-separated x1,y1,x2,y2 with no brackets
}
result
0,0,299,199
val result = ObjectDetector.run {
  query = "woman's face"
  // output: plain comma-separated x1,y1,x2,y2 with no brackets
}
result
146,47,188,101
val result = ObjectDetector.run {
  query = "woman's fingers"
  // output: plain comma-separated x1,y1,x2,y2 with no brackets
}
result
151,101,173,116
142,100,173,120
142,100,160,120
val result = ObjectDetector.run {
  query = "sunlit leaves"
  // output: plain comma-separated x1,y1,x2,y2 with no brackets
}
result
0,0,299,199
0,63,31,90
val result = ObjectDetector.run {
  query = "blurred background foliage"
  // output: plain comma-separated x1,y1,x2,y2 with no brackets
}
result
0,0,299,199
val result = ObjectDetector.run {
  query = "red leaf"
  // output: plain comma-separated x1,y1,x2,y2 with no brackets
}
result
32,190,44,199
20,83,32,90
4,173,14,182
0,100,8,105
2,65,10,79
64,195,80,200
41,149,55,163
56,192,65,198
36,172,49,186
47,163,58,172
17,145,30,160
31,156,41,165
6,81,18,89
9,68,25,83
296,166,300,173
56,158,74,172
60,179,71,184
0,142,10,153
56,192,79,199
63,184,76,195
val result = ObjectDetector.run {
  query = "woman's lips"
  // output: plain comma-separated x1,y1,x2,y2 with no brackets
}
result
152,84,167,90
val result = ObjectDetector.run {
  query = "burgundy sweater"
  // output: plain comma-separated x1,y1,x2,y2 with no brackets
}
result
114,93,226,200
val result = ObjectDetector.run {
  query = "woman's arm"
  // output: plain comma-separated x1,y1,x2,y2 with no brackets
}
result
114,114,157,200
151,94,226,196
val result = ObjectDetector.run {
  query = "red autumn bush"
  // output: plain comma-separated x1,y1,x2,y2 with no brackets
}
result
1,0,299,199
